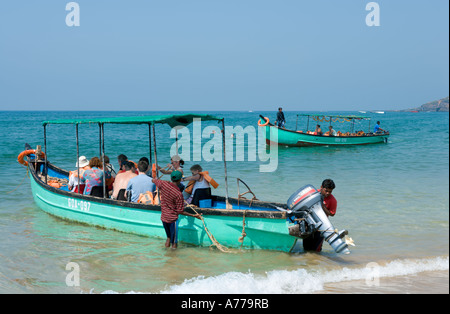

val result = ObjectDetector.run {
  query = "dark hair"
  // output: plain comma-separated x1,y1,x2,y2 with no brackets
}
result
278,107,282,110
89,157,103,168
139,157,150,164
123,161,133,171
118,154,128,166
104,155,110,164
321,179,335,190
190,164,203,172
138,160,149,172
377,121,380,124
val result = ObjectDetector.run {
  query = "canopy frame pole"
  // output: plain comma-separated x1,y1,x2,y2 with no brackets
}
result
221,119,230,208
98,123,102,157
306,115,310,132
152,123,161,204
76,123,80,193
44,124,48,184
295,115,299,131
152,123,159,177
148,123,152,166
101,123,106,199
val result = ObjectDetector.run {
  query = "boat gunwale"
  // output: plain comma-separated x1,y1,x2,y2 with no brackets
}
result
29,161,287,220
264,123,390,139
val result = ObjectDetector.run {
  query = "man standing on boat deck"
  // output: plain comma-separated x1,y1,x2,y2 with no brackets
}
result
276,107,286,128
152,170,201,249
303,179,337,252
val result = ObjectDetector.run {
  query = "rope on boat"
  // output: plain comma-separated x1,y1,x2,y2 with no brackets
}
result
238,210,247,249
6,168,29,194
185,202,238,254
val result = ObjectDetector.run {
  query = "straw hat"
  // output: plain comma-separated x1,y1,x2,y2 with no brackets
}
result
76,156,89,168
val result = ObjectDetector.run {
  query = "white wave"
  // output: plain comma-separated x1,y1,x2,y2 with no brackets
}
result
159,256,449,294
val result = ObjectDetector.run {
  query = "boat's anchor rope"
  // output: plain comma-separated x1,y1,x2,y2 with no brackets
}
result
6,168,29,194
185,202,239,254
238,210,247,249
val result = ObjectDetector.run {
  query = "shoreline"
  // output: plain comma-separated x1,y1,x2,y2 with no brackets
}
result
319,269,449,294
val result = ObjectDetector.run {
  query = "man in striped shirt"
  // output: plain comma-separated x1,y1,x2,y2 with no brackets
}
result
152,170,201,249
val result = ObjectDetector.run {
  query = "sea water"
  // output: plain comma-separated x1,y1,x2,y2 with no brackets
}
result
0,111,448,294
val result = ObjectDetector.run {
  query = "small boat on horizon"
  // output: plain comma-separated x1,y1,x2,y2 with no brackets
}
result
258,114,390,147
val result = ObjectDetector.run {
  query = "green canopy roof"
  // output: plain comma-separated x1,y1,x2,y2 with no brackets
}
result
296,114,370,120
43,113,223,128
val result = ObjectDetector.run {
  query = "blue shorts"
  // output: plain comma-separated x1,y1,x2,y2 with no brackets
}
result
163,220,179,244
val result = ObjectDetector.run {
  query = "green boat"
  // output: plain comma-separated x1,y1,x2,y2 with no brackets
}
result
22,114,300,252
259,114,390,147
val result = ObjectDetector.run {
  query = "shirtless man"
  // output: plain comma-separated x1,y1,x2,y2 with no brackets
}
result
111,161,137,200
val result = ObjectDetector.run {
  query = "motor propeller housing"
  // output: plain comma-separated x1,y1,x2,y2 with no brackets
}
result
287,185,350,254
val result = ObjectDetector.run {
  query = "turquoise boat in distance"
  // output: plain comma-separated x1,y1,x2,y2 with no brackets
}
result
22,114,300,253
259,114,390,147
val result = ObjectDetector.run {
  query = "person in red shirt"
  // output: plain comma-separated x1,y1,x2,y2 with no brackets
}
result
303,179,337,252
152,170,201,249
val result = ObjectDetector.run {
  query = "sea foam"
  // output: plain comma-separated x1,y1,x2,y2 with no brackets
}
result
158,256,449,294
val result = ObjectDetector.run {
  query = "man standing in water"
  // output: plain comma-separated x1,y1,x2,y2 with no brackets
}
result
152,170,201,249
303,179,337,252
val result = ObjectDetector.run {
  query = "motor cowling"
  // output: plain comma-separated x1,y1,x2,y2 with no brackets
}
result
287,185,350,254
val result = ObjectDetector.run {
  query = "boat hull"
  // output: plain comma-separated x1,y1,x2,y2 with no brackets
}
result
29,163,296,252
263,125,389,147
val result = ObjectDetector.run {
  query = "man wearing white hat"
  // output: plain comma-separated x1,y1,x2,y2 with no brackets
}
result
68,156,90,193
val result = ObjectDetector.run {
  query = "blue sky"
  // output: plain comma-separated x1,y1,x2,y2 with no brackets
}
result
0,0,448,111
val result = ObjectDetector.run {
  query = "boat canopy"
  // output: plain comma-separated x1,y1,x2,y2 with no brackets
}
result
296,114,370,120
43,113,223,128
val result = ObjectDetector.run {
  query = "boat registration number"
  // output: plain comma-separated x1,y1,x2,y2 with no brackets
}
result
68,198,91,212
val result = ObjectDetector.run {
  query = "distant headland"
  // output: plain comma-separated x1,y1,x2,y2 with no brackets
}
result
400,96,449,112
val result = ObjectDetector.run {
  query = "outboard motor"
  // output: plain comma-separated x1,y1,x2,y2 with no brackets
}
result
287,185,350,254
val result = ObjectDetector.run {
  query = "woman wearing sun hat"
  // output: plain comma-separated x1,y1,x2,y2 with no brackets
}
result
68,156,90,193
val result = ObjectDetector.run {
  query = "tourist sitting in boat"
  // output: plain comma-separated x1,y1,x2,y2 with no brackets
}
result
182,164,217,206
139,156,152,177
81,157,108,197
103,155,116,191
374,121,385,133
126,160,156,203
111,161,137,200
68,155,90,194
104,155,116,178
157,155,184,175
328,125,337,137
314,124,323,136
117,154,138,174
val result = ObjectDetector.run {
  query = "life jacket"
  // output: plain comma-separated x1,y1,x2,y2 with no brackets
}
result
185,171,219,195
48,180,61,189
137,191,159,205
69,169,86,178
